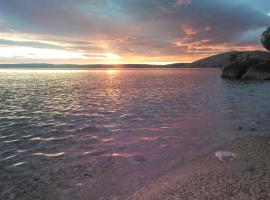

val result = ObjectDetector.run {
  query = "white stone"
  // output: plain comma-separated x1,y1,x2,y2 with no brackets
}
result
215,151,237,162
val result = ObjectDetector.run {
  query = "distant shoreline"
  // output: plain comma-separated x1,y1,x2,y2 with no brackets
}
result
1,50,269,70
0,67,220,70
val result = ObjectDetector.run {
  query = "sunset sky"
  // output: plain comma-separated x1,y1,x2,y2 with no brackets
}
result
0,0,269,64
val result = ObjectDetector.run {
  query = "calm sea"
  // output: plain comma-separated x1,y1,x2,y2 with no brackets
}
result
1,69,270,199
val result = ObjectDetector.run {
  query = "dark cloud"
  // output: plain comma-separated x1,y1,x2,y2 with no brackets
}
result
173,0,270,43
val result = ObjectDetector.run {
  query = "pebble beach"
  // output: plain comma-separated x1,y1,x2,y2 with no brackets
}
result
130,135,270,200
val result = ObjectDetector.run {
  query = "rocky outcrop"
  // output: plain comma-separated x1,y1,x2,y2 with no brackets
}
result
221,52,270,80
242,62,270,80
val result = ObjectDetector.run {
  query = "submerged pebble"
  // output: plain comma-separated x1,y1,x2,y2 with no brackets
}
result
133,155,146,162
60,188,77,200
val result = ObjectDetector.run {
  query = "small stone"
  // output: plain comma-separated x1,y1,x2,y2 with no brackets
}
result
251,128,256,131
238,126,243,130
215,151,237,162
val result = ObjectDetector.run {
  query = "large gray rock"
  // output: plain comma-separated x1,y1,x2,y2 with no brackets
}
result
221,52,270,80
242,62,270,80
261,27,270,51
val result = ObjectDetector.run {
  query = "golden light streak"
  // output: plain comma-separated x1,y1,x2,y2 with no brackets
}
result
143,62,175,65
0,32,67,46
0,46,87,59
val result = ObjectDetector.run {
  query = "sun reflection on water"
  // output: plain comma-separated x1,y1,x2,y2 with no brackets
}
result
32,152,65,157
105,69,119,76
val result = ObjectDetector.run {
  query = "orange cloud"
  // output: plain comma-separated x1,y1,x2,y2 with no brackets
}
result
182,24,198,36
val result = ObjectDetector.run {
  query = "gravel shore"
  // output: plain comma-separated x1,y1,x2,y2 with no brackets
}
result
129,135,270,200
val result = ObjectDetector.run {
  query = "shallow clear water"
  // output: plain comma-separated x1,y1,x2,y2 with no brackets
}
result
1,69,270,199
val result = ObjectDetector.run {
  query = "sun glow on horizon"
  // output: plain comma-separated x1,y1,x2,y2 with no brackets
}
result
143,62,176,65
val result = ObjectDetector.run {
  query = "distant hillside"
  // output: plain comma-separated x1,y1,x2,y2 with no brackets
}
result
181,51,270,68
